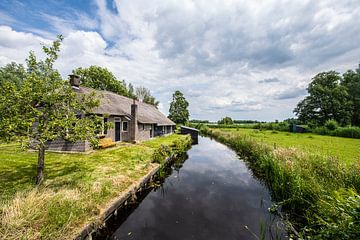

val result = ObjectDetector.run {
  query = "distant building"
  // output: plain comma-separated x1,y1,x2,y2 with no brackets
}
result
289,123,307,133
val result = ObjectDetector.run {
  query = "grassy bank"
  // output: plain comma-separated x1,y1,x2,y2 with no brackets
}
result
203,128,360,239
0,134,191,239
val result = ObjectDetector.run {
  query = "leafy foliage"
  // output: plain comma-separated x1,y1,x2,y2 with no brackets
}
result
324,119,338,131
295,67,360,127
73,66,132,97
0,62,27,89
218,116,233,125
135,86,159,108
168,90,189,124
294,71,351,126
0,36,102,184
72,66,160,107
342,68,360,126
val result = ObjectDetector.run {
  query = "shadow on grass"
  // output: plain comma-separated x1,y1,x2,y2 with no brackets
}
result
0,150,95,203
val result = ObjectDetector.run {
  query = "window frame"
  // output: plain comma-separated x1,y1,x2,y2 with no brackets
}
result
122,121,128,132
103,117,108,135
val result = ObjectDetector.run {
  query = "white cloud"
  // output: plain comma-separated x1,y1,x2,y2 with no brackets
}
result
0,0,359,121
0,25,49,65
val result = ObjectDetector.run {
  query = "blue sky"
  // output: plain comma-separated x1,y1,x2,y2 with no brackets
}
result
0,0,359,121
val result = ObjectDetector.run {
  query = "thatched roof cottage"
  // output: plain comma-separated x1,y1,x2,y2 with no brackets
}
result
45,75,175,152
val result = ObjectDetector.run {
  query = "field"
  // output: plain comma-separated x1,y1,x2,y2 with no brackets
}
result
218,128,360,165
0,134,190,240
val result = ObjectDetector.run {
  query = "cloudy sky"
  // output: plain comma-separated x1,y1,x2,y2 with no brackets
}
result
0,0,359,121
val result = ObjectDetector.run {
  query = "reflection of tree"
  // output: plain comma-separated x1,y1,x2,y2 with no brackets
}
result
153,152,189,190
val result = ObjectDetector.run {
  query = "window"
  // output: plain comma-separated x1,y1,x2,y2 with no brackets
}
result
122,121,128,132
103,118,108,134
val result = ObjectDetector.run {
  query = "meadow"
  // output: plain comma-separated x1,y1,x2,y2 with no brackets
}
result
0,134,191,240
218,128,360,164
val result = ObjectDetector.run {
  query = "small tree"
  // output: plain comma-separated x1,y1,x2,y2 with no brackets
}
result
0,36,102,184
218,117,233,125
135,86,159,108
324,119,338,131
168,90,189,124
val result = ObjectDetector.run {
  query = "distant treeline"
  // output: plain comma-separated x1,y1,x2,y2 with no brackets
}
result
190,119,263,124
190,120,360,139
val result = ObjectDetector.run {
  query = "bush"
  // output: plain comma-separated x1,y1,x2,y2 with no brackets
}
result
152,135,192,164
333,127,360,139
325,119,339,131
313,126,360,139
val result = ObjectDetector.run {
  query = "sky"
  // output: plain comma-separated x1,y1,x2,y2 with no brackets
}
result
0,0,359,121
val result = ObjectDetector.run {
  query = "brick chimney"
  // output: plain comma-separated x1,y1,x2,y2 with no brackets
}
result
130,98,138,142
69,74,80,88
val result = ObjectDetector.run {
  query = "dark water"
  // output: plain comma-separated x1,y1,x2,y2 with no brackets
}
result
106,137,285,240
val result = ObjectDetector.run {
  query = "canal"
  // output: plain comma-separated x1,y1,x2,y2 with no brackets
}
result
97,136,285,239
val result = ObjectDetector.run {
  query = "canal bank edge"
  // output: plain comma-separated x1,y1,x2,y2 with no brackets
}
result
74,135,192,240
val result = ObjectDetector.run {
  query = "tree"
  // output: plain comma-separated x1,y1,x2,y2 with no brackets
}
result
73,66,132,97
0,36,102,184
218,117,233,125
294,71,351,126
0,62,27,89
168,90,189,124
342,66,360,126
128,83,135,97
135,86,159,108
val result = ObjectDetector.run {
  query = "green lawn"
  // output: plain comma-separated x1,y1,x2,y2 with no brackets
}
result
217,128,360,165
0,134,189,240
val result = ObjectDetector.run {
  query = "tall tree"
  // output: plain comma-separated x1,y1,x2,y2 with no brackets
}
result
73,66,131,97
135,86,159,108
294,71,351,126
0,62,27,89
342,66,360,126
0,36,102,184
168,90,189,124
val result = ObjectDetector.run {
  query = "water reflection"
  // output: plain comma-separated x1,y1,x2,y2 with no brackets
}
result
100,137,285,240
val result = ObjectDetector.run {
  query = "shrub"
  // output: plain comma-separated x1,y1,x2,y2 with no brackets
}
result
151,145,172,164
325,119,339,131
313,126,360,139
333,127,360,139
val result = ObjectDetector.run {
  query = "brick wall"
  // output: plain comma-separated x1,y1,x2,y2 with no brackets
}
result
44,139,91,152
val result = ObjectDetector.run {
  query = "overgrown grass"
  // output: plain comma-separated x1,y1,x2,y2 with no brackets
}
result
203,128,360,239
0,134,191,240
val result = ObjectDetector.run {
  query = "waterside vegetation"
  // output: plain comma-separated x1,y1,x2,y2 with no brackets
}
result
201,127,360,239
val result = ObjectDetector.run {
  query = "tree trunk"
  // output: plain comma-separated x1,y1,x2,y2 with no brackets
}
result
36,144,45,185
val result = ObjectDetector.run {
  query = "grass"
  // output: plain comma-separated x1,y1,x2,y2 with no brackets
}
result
203,128,360,239
218,128,360,165
0,134,191,240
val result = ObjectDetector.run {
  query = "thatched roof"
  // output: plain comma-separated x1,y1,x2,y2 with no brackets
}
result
74,86,175,126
